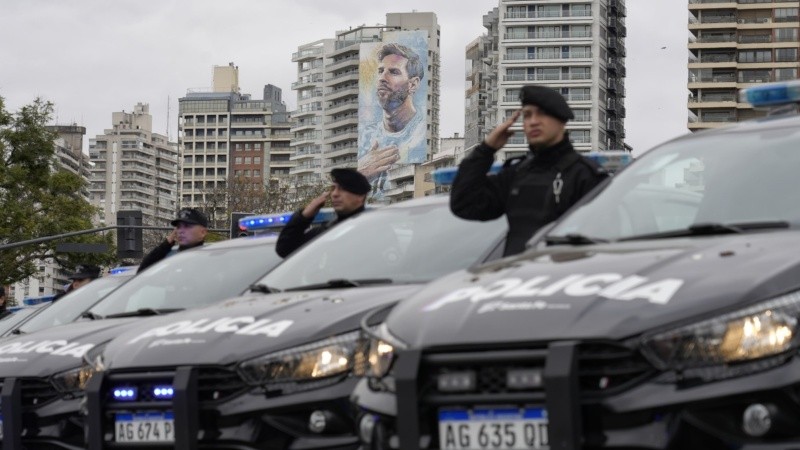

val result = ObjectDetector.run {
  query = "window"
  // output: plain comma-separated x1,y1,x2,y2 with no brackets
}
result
254,156,261,164
776,48,798,62
253,170,261,177
245,157,252,164
738,50,771,63
775,68,798,81
234,157,242,164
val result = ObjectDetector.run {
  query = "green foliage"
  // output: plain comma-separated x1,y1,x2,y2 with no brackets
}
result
0,96,116,286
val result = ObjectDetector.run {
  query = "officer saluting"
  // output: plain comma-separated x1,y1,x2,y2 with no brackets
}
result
450,85,608,256
276,168,371,258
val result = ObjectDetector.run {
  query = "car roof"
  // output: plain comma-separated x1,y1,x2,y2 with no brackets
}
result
195,233,278,251
666,112,800,148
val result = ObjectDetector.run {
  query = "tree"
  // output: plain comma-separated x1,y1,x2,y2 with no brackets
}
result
193,175,329,234
0,97,116,286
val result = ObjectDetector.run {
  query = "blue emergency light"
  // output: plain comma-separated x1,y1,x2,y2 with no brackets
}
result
238,210,337,232
111,386,138,402
152,385,175,400
109,266,136,275
740,80,800,107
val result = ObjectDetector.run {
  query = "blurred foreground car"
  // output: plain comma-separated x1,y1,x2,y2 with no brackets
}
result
86,195,507,449
0,236,282,449
353,81,800,450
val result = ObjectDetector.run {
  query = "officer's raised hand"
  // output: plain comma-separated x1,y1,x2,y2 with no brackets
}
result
302,190,331,219
484,109,521,152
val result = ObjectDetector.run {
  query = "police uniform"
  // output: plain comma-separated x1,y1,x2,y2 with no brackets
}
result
450,86,609,256
138,208,207,273
275,169,371,258
53,264,102,301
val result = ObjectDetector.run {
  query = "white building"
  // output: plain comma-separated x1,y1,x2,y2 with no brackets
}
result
687,1,799,130
89,103,179,227
467,0,628,159
291,12,441,202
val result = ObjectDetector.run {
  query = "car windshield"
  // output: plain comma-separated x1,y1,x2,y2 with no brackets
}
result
17,274,134,334
0,306,47,336
548,123,800,242
87,240,282,318
258,201,506,291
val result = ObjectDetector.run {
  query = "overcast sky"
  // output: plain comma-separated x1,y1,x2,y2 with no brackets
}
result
1,0,687,156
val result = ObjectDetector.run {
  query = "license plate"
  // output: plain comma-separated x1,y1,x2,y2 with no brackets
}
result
115,412,174,443
439,407,549,450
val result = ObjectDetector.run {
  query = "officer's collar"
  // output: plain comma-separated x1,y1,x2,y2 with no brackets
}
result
528,135,572,164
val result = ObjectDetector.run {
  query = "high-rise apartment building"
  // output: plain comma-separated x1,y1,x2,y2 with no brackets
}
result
88,103,179,228
688,2,799,129
290,12,441,202
178,64,293,224
467,0,627,158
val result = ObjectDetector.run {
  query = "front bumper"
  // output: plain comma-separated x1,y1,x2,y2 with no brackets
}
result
1,377,85,450
85,366,360,450
354,343,800,449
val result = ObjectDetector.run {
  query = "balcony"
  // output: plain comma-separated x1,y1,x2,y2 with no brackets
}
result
292,47,323,62
504,10,591,19
384,183,415,197
290,146,322,161
324,158,357,169
289,162,321,175
388,164,415,181
504,51,592,61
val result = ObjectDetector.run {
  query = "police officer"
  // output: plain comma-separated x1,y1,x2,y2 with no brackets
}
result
0,286,10,320
450,85,609,256
53,264,101,301
276,168,371,257
138,208,208,273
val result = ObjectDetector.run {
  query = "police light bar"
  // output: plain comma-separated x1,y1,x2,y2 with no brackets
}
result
238,209,337,231
433,163,503,186
585,150,632,174
740,80,800,107
109,266,136,275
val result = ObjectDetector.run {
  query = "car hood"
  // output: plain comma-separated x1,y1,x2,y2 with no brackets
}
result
387,232,800,348
0,318,142,378
102,284,422,369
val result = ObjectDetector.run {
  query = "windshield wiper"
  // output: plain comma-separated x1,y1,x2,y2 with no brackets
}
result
249,283,282,294
104,308,184,319
284,278,394,292
80,311,104,320
10,328,24,335
545,233,609,246
619,221,790,242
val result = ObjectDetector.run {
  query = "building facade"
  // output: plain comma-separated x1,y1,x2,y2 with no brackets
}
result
688,1,799,129
178,64,293,225
467,0,628,159
88,103,179,228
290,12,441,202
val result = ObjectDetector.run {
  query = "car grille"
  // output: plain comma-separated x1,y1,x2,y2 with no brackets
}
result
196,366,247,403
420,342,653,403
22,378,60,407
105,366,247,405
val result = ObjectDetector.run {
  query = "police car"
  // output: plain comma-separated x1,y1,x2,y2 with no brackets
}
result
352,80,800,450
84,196,508,449
0,236,283,449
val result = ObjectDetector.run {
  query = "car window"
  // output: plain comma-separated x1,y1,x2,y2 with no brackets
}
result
17,275,134,334
0,307,46,337
549,125,800,241
87,240,282,317
259,203,506,290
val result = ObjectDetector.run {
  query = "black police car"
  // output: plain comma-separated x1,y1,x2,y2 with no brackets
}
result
85,195,507,449
0,236,283,449
353,81,800,449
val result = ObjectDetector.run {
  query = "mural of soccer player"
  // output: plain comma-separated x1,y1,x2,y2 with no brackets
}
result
358,33,428,197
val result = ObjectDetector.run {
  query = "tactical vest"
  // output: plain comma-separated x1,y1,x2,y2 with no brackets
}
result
504,151,582,255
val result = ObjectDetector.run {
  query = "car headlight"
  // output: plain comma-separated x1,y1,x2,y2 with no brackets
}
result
641,291,800,380
354,323,407,379
238,331,362,385
51,343,108,395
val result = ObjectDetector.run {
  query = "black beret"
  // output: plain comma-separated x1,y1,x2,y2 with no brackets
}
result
171,208,209,227
519,85,574,123
330,168,371,196
70,264,101,280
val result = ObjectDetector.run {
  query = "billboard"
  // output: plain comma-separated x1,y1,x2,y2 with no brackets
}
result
357,30,429,196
